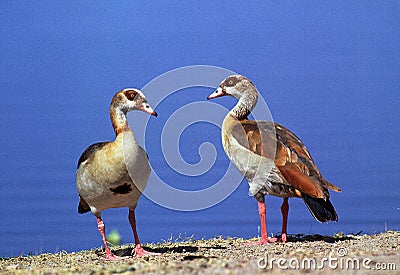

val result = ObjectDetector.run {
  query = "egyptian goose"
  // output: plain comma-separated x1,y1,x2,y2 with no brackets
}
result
207,75,341,244
76,88,158,259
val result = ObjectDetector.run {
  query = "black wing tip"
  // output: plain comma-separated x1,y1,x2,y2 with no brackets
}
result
78,202,90,214
302,193,338,222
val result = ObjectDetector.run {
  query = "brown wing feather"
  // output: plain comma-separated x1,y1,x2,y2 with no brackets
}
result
275,123,341,193
231,120,341,198
231,120,277,159
278,162,324,198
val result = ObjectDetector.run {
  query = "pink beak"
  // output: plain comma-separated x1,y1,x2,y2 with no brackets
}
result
207,87,226,100
139,102,158,117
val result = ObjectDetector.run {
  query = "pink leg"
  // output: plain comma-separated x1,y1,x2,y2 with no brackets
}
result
280,198,289,243
128,209,160,257
247,201,278,245
96,217,127,260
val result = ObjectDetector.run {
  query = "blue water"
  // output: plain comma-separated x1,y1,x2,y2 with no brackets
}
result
1,1,399,258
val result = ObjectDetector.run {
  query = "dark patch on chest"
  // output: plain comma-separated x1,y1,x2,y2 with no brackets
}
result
110,183,133,194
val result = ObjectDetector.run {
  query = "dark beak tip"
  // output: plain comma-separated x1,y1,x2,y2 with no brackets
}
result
153,112,158,117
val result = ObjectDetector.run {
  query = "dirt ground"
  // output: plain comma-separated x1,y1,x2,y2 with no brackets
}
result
1,231,398,274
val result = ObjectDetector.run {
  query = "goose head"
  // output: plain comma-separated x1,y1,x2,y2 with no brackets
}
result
208,75,258,119
112,88,157,116
207,75,256,100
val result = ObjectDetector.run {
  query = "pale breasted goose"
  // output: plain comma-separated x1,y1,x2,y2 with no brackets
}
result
208,75,341,244
76,88,158,259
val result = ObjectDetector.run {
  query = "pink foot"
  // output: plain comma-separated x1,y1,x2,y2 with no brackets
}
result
132,244,160,257
280,233,287,243
245,237,279,245
103,253,129,261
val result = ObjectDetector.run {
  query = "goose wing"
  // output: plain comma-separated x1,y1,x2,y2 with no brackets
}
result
77,141,110,169
230,120,341,199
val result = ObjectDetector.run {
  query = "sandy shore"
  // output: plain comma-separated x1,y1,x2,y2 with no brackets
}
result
1,231,398,274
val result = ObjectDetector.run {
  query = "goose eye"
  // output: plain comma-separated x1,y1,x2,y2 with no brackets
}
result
124,90,138,101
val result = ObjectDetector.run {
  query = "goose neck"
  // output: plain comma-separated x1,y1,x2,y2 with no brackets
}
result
110,106,129,135
229,90,258,120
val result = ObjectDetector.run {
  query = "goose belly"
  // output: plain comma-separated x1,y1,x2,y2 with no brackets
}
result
76,141,151,213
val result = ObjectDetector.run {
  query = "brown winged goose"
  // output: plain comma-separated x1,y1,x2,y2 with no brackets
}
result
208,75,341,244
76,88,158,259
